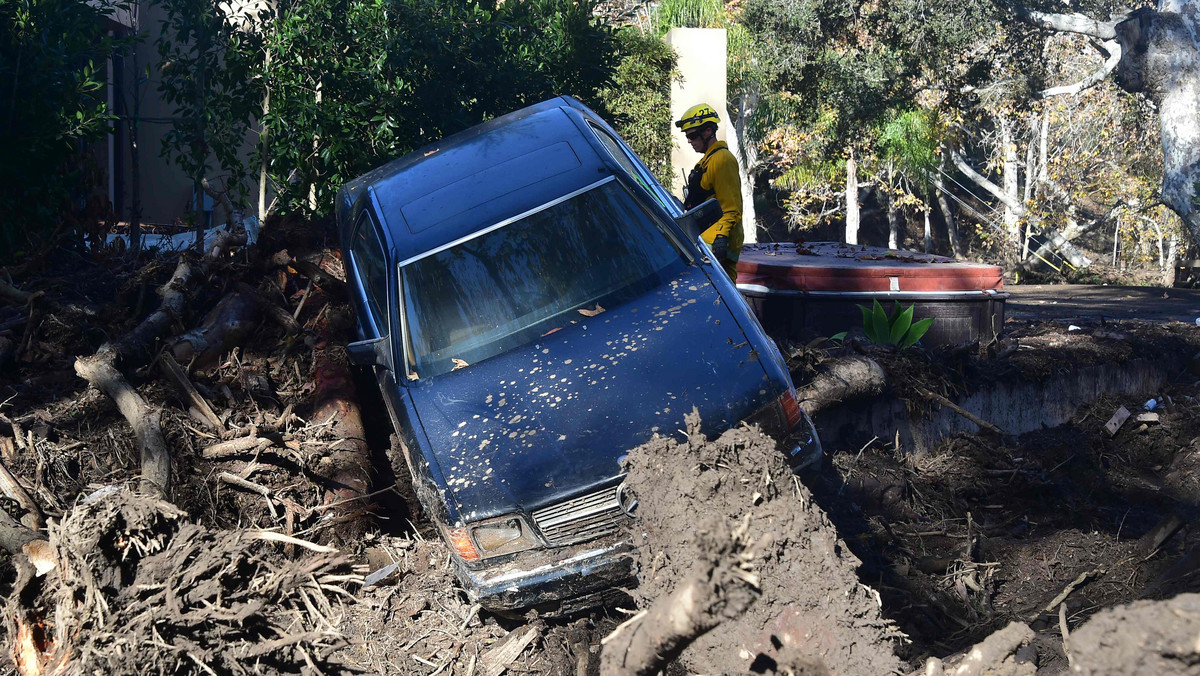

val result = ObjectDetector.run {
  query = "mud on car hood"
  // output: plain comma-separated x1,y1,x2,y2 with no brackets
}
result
408,264,778,523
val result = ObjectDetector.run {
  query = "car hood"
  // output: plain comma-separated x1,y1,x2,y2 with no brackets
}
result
408,264,778,524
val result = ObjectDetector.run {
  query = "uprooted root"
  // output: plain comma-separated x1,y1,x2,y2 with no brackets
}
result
9,489,361,675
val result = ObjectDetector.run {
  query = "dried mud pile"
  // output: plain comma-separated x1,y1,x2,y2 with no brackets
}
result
610,412,902,674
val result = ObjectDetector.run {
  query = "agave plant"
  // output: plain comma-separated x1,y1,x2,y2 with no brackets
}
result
858,300,934,349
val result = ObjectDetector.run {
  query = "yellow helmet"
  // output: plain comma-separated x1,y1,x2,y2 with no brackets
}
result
675,103,720,132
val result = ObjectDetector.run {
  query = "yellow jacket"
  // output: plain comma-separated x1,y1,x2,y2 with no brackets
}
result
690,141,743,278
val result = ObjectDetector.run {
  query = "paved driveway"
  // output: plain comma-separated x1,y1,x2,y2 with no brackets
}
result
1006,284,1200,324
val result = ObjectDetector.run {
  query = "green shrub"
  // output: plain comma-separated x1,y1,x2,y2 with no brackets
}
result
595,27,678,186
0,0,127,261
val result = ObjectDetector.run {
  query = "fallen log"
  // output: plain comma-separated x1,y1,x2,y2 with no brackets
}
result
0,278,39,306
913,386,1009,437
170,289,261,369
795,355,887,416
74,236,246,498
158,353,223,430
74,356,171,496
0,510,41,556
105,257,194,368
309,304,371,543
290,258,346,298
0,458,43,530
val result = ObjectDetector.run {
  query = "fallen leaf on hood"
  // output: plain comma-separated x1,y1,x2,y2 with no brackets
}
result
577,304,606,317
541,327,563,337
452,358,469,371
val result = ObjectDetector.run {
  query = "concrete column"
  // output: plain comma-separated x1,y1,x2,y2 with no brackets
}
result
666,28,728,197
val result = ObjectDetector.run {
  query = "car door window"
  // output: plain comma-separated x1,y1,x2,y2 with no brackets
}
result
350,213,389,337
588,123,672,211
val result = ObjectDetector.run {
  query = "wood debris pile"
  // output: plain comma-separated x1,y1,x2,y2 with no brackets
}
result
12,489,361,675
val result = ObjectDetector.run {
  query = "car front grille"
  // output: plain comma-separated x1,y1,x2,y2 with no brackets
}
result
532,485,628,546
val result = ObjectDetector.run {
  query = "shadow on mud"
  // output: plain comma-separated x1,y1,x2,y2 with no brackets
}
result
807,389,1200,666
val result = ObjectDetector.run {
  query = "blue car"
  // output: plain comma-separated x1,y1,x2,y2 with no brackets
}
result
336,96,819,612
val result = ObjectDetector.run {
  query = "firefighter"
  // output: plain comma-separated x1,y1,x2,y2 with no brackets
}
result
676,103,743,279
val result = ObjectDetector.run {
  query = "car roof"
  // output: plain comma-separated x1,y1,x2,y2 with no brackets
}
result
340,97,618,264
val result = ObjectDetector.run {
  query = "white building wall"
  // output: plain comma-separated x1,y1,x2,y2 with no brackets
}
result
665,28,729,198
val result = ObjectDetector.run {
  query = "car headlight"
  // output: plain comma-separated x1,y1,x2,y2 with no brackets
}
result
467,516,540,559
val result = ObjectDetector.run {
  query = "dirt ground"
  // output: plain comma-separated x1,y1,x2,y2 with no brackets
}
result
3,230,1200,674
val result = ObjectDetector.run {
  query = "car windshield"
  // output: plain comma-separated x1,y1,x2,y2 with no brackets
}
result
400,179,688,378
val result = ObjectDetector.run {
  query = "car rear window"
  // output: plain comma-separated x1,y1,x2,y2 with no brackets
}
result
400,178,687,378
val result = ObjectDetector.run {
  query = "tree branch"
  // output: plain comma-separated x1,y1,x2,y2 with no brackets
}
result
1010,3,1119,39
948,148,1026,214
1036,40,1122,97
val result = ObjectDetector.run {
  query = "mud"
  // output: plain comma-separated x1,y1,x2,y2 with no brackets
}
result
5,226,1200,674
1070,593,1200,674
619,411,902,674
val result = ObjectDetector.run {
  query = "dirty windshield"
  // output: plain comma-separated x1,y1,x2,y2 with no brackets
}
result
400,179,688,378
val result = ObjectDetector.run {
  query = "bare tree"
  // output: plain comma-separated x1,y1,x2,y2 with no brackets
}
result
1011,0,1200,245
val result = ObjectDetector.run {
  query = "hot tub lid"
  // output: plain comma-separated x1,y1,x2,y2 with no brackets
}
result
735,242,1005,294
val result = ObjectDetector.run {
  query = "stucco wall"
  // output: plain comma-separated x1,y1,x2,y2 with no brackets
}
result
665,28,729,199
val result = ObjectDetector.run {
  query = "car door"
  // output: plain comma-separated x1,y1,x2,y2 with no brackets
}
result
346,210,452,521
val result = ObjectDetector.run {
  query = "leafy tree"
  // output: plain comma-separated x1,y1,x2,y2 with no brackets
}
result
596,27,679,186
0,0,128,262
741,0,994,247
155,0,263,248
257,0,617,217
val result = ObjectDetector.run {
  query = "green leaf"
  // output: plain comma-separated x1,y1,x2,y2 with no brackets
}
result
830,331,847,343
870,299,890,344
901,317,935,349
889,305,914,345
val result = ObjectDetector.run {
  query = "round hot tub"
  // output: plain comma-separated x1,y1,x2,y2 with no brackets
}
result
734,242,1007,347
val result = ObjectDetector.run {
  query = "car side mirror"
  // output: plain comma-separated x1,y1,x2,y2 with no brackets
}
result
674,198,722,242
347,336,391,369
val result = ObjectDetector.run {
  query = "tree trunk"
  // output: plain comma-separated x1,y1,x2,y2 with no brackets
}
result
924,196,933,253
886,168,903,250
128,35,142,256
309,81,322,213
1000,116,1021,240
1115,5,1200,246
1164,232,1179,286
936,148,964,256
845,152,860,245
1024,112,1038,204
1016,1,1200,247
258,44,271,226
1036,107,1050,197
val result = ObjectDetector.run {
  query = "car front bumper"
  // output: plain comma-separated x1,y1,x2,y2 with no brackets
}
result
454,535,635,612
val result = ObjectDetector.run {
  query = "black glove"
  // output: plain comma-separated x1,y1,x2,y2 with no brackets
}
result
710,235,729,262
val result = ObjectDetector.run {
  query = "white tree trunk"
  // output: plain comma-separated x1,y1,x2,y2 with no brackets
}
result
1000,116,1022,240
1036,106,1050,198
1024,113,1038,204
924,196,933,253
1165,232,1179,285
258,46,271,225
845,153,860,245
